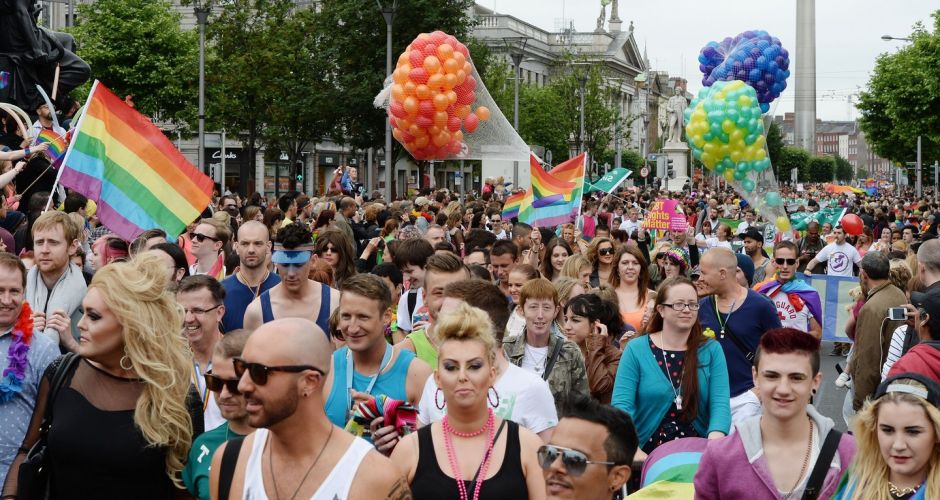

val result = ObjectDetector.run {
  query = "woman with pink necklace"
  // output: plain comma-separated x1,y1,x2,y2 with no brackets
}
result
391,303,545,499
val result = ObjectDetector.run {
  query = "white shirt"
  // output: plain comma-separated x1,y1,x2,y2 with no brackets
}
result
520,344,549,377
736,221,753,235
417,362,558,434
768,289,814,333
396,288,425,332
619,219,639,236
505,309,527,339
814,242,861,277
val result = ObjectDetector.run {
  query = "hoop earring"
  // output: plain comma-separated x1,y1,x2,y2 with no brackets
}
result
120,355,133,371
487,386,500,408
435,388,446,410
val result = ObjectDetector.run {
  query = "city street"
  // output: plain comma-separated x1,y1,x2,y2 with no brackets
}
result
816,342,851,432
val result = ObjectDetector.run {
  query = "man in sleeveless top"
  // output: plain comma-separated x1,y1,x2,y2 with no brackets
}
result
210,318,409,500
243,223,338,335
221,221,279,332
542,396,637,500
323,274,432,455
394,253,469,367
177,275,227,431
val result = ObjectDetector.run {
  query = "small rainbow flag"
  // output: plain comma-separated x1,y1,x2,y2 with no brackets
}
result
502,189,530,220
34,129,68,166
57,81,213,242
528,153,586,228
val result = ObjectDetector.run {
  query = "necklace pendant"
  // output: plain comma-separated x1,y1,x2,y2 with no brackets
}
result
719,329,725,338
675,395,683,411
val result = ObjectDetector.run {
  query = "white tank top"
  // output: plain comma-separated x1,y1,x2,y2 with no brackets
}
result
243,428,373,500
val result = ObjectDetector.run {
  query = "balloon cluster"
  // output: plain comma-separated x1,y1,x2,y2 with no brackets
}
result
698,30,790,113
684,80,769,193
387,31,491,160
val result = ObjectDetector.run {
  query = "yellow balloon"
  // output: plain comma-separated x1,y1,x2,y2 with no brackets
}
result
776,216,791,231
755,148,767,161
730,150,743,163
692,136,705,149
730,129,744,144
723,169,735,182
737,95,752,107
703,143,717,155
722,120,735,134
701,152,714,167
753,135,766,149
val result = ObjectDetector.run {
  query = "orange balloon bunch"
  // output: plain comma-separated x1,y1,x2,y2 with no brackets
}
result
388,31,491,160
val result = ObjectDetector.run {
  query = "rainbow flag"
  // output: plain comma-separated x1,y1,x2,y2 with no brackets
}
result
57,81,213,242
528,153,586,228
34,129,68,166
502,190,529,220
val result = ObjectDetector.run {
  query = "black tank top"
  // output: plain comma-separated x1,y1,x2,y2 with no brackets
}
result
411,420,528,500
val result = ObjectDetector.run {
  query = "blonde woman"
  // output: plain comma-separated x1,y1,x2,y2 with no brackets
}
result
4,253,201,499
560,254,592,291
552,276,586,325
833,375,940,499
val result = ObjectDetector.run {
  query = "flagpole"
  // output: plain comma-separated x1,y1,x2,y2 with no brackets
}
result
44,80,98,212
571,152,587,223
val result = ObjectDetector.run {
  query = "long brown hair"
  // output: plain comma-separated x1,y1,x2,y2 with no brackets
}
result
609,245,650,308
643,276,706,423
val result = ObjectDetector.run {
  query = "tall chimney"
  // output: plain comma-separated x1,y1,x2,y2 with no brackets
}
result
795,0,816,154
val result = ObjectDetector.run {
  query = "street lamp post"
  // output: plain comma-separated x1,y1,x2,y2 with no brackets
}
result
379,0,396,201
577,73,587,155
195,3,211,176
506,38,528,188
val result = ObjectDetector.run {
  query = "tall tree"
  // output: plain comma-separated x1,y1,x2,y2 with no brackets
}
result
71,0,198,127
778,146,810,183
834,155,853,182
807,156,835,183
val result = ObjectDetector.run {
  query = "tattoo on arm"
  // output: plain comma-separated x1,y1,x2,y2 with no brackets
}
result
385,477,413,500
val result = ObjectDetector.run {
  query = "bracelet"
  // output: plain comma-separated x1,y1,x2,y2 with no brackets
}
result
23,147,30,157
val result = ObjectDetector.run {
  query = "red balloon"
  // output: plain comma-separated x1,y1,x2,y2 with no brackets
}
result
464,113,479,133
447,115,462,132
422,43,438,57
418,100,435,119
408,68,429,84
409,50,424,68
389,101,406,119
841,214,864,236
415,116,433,129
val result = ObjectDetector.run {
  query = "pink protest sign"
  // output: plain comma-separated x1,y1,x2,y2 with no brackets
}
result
643,199,688,232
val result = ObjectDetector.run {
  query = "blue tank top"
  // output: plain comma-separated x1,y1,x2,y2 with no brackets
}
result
259,282,331,337
221,273,280,332
324,346,415,428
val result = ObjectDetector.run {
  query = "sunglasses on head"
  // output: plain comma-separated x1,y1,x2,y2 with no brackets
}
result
193,232,220,243
599,248,615,256
232,357,324,386
775,258,797,266
537,445,616,477
205,371,240,395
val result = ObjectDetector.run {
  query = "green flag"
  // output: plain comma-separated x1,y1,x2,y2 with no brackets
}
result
789,207,846,231
586,168,631,194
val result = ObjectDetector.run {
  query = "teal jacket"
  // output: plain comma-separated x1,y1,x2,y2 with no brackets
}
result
611,336,731,445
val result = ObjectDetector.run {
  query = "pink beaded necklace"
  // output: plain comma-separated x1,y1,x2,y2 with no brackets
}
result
442,409,496,500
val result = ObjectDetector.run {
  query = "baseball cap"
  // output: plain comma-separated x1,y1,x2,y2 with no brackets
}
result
742,227,764,243
875,373,940,408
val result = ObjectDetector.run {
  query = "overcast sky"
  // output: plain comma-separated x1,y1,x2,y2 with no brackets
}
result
483,0,937,121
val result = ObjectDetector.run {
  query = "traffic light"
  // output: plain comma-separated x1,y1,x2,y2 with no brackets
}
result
296,174,303,182
667,158,675,179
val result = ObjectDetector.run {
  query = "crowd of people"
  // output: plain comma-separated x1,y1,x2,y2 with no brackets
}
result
0,159,938,499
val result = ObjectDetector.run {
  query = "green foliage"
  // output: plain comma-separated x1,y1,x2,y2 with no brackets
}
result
778,146,811,182
857,10,940,164
834,155,853,182
807,156,835,183
71,0,198,128
766,121,785,178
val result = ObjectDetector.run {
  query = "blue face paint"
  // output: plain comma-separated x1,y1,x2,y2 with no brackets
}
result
271,250,312,265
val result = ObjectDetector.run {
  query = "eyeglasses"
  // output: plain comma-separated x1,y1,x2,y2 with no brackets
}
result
193,232,220,243
599,248,615,256
233,357,324,386
661,302,701,312
205,371,241,395
537,445,615,477
183,304,222,316
775,258,797,266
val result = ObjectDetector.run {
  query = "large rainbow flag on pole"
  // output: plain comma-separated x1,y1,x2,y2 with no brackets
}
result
528,152,586,228
55,81,213,241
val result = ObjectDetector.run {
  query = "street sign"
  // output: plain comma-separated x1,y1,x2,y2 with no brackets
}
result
640,166,649,177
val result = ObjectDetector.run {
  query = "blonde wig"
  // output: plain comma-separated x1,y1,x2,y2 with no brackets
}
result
89,253,193,487
847,379,940,499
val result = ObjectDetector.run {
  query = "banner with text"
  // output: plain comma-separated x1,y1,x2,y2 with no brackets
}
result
643,199,688,232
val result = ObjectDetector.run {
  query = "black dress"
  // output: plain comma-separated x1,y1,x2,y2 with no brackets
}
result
411,420,528,500
42,358,202,499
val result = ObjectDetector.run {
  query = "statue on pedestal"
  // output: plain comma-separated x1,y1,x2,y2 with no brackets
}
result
596,0,611,32
666,89,688,144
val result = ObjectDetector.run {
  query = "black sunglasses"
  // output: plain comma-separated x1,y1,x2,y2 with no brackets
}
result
537,445,616,477
205,371,240,395
599,248,615,256
232,357,324,386
193,232,220,243
775,257,797,266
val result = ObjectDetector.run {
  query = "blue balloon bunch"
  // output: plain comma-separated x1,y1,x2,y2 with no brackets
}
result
698,30,790,113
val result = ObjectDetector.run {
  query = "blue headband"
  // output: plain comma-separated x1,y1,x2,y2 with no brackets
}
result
272,250,312,265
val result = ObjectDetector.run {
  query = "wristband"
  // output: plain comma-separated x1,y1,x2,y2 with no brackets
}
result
23,147,30,157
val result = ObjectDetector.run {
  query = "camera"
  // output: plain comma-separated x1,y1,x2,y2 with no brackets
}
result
888,307,907,321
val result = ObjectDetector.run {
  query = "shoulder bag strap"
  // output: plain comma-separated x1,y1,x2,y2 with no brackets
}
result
40,352,80,434
407,289,418,320
467,420,507,493
721,322,755,362
801,429,843,500
542,340,564,381
218,437,245,500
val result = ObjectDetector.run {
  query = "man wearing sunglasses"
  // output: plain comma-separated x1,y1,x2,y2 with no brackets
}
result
542,395,637,499
189,218,230,279
243,223,339,336
756,241,823,340
210,318,408,499
183,330,253,500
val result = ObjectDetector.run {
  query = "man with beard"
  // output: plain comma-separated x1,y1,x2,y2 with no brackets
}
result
183,330,253,500
221,221,279,331
741,228,771,285
209,318,408,499
243,223,338,336
804,225,862,278
756,241,823,339
177,275,226,430
797,221,825,272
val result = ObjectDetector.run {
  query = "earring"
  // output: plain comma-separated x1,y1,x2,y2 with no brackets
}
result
435,388,446,410
120,354,133,371
487,386,500,408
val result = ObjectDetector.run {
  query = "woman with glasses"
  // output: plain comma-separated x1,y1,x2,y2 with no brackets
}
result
391,303,544,499
314,228,356,288
4,254,202,499
612,277,730,460
541,238,572,282
586,237,617,288
610,245,655,334
562,294,624,404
